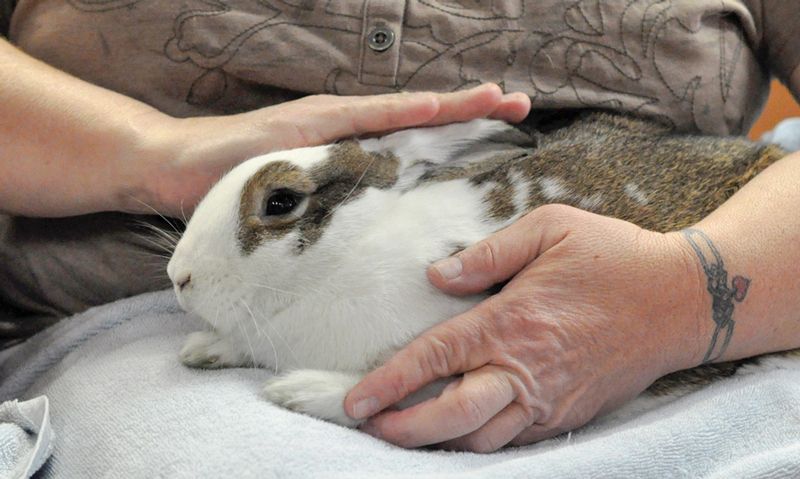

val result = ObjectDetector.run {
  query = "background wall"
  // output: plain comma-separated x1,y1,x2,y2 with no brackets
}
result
749,80,800,140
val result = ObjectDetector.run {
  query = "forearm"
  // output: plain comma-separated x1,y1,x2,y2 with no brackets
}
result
671,151,800,368
0,38,162,216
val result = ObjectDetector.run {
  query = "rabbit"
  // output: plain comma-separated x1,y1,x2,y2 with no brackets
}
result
168,111,798,428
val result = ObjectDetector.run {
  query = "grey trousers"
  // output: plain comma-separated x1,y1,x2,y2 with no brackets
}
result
0,213,176,347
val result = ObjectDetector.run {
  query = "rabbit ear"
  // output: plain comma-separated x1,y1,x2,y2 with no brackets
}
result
359,119,535,188
309,141,400,191
361,119,532,164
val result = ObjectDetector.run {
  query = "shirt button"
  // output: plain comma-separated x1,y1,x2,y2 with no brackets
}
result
367,26,395,52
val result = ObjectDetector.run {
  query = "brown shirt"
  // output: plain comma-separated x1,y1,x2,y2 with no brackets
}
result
2,1,800,321
6,1,800,135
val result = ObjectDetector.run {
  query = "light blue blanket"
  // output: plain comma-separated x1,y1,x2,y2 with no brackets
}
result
3,117,800,478
0,396,53,479
1,289,800,478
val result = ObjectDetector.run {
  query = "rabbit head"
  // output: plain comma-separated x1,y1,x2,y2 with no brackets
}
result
168,119,524,371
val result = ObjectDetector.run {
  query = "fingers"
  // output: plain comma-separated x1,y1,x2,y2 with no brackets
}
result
360,366,516,448
314,90,441,142
438,401,536,453
345,311,493,421
417,83,503,126
488,92,531,123
508,424,566,446
313,84,499,140
347,206,580,421
428,204,577,296
285,84,529,148
417,86,530,125
352,84,529,128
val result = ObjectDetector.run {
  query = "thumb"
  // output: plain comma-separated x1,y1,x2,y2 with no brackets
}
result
427,204,577,295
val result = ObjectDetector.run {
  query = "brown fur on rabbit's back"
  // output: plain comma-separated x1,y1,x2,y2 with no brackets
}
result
463,112,792,395
479,112,787,232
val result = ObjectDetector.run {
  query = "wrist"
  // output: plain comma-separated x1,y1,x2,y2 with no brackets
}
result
111,109,180,215
652,231,711,374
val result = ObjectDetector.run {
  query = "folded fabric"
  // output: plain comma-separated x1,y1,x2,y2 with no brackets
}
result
761,118,800,152
0,396,54,479
1,290,799,478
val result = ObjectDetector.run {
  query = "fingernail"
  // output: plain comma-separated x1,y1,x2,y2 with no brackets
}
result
502,91,526,101
352,397,380,419
432,256,463,280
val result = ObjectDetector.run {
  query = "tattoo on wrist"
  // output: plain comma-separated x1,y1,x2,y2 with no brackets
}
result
681,228,751,364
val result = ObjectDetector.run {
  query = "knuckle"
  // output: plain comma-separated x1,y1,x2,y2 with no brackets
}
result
370,93,395,106
470,240,499,272
483,367,513,396
530,203,575,223
397,90,433,102
493,300,537,339
422,335,456,378
416,92,438,106
514,402,538,429
355,95,389,113
518,398,562,433
454,394,488,429
421,319,484,375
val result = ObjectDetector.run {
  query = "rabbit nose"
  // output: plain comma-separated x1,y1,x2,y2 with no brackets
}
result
175,273,192,291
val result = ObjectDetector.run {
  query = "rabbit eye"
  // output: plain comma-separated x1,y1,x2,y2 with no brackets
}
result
264,190,302,216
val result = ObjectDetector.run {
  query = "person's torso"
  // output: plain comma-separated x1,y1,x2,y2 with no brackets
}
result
9,0,770,135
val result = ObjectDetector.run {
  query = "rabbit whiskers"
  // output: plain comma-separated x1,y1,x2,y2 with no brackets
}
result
241,299,279,373
233,305,258,368
129,206,183,274
129,196,185,236
240,280,301,298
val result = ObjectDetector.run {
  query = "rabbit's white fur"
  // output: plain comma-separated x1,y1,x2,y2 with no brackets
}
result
169,120,523,425
169,117,800,428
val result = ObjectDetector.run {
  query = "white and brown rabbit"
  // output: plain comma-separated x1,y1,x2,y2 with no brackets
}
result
168,112,798,427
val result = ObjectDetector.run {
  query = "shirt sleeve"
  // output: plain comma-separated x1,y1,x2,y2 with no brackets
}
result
0,0,15,37
746,0,800,98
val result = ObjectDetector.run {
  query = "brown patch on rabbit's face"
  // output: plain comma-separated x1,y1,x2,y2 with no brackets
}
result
237,142,400,255
238,161,316,254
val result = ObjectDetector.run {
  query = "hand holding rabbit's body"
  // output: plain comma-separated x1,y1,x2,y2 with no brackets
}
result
169,113,798,440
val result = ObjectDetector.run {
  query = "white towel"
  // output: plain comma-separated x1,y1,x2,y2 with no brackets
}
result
0,396,53,479
1,290,799,478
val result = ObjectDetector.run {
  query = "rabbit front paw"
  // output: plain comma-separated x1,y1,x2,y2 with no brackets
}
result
180,330,249,369
263,369,364,427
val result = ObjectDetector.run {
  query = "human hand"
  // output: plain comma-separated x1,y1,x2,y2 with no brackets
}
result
125,84,530,217
344,205,705,452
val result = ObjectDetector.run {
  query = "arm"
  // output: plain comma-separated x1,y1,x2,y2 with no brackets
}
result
678,151,800,364
0,38,530,218
343,151,800,452
0,37,157,216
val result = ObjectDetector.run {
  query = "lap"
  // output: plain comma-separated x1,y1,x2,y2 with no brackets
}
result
0,213,175,342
